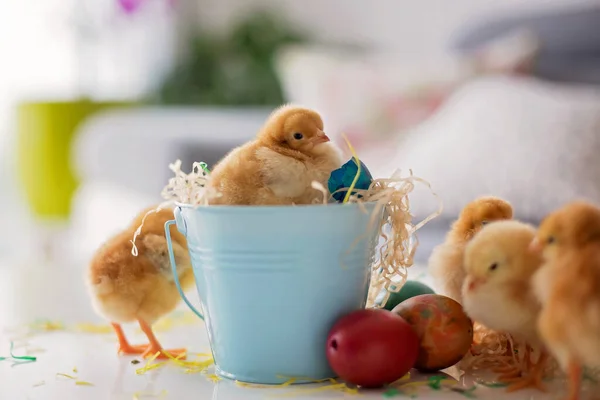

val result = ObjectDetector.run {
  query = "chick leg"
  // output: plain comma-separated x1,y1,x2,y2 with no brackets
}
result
111,323,147,355
137,319,187,360
496,366,523,380
504,351,548,393
565,358,582,400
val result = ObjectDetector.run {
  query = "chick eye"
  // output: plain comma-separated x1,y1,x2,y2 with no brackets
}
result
547,236,555,244
293,132,303,140
481,220,489,226
489,263,498,271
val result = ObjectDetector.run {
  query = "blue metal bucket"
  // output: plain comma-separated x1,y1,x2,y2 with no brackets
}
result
165,202,381,384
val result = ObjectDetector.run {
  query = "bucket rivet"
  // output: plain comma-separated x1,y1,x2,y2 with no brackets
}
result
174,206,187,236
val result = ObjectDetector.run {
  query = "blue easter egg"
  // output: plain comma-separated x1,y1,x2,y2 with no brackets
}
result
328,158,374,202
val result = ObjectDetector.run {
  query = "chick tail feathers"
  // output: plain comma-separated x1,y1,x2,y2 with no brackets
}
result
141,234,189,279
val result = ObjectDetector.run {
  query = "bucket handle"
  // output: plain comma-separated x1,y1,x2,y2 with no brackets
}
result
165,219,204,321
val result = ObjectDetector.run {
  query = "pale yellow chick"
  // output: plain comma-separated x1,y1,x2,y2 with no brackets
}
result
208,104,342,205
428,196,513,304
462,220,547,392
87,206,195,359
531,201,600,400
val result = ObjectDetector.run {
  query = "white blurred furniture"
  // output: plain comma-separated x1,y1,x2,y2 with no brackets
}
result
378,75,600,222
68,107,272,261
72,107,272,197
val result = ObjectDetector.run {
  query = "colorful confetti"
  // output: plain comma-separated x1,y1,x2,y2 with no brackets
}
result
205,373,221,383
427,376,447,390
56,372,77,380
476,380,507,388
56,371,94,387
135,352,166,375
234,376,356,397
75,381,94,386
74,323,113,334
29,319,65,332
0,341,37,362
383,388,401,398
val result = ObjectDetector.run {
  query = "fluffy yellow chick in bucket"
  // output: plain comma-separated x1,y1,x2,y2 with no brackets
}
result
208,104,343,205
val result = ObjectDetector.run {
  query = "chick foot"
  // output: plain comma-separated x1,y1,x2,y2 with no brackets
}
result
503,372,546,393
494,363,522,380
137,319,187,360
112,323,148,355
498,369,523,381
565,358,582,400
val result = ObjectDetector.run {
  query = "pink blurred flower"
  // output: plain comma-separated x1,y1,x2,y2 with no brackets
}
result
117,0,176,14
118,0,145,14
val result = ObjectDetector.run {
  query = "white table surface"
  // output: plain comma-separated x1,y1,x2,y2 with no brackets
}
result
0,260,587,400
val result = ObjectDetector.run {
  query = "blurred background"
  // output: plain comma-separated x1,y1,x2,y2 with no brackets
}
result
1,0,600,269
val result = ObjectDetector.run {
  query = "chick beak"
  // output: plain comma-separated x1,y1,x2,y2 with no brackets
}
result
528,237,542,254
467,277,485,292
314,132,330,144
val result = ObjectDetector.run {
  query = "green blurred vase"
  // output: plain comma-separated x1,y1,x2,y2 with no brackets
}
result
16,100,128,221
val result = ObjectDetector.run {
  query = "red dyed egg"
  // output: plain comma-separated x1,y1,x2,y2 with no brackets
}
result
392,294,473,372
326,309,419,388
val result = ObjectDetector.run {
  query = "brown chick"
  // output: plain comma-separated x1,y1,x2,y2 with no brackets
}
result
531,201,600,400
208,104,342,205
428,196,513,304
462,220,548,392
86,206,195,359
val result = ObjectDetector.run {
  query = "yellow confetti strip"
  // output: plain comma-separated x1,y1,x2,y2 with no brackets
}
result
135,352,165,375
30,320,65,332
236,381,273,389
32,381,45,388
235,376,357,397
161,350,214,374
396,373,411,382
275,375,337,383
74,323,113,334
133,350,214,376
56,373,76,380
56,371,94,387
205,374,221,382
72,367,78,373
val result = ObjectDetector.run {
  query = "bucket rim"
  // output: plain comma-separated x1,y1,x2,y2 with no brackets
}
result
174,201,380,213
